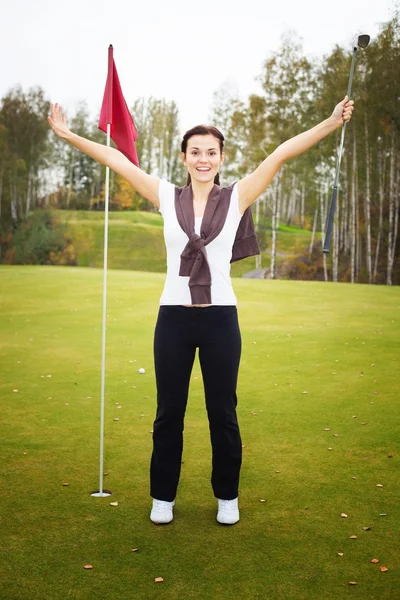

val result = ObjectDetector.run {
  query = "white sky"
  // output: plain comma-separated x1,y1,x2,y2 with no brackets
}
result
2,0,398,134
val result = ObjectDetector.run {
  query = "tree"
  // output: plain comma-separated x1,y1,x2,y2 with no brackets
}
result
0,85,50,223
132,96,184,206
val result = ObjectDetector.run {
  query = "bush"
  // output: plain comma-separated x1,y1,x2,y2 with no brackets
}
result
4,210,77,266
282,244,326,281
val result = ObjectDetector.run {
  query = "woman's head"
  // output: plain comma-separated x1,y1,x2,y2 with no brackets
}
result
181,125,225,186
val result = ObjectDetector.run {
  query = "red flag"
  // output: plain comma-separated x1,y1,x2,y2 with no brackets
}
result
98,45,139,166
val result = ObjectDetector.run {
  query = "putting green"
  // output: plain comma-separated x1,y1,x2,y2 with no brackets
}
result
0,266,399,599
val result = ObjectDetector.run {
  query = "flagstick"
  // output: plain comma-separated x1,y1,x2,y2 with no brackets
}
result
92,45,114,498
91,125,112,499
91,124,111,497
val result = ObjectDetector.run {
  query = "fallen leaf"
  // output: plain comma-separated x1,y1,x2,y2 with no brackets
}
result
338,552,344,557
83,565,93,570
349,535,358,539
341,513,348,518
371,559,380,564
380,566,388,572
110,502,119,507
132,548,139,553
155,577,164,583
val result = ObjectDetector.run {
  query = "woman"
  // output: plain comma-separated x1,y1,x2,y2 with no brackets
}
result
48,96,354,525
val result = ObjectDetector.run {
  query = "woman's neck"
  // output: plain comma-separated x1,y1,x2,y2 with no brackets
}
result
191,179,215,203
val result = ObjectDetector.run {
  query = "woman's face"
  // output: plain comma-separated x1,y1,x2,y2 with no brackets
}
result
182,134,224,184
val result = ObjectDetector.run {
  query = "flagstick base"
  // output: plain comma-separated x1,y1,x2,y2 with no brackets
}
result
91,490,112,497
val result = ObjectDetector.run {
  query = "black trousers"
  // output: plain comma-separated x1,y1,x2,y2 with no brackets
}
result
150,305,242,502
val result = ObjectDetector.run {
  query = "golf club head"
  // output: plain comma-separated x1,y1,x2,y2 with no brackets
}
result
357,34,370,49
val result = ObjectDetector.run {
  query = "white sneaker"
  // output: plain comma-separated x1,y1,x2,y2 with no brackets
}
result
217,498,240,525
150,498,175,524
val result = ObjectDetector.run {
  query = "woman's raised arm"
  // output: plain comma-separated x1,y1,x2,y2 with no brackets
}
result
47,103,160,208
237,96,354,213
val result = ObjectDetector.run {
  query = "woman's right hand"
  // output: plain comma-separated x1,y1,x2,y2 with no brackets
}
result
47,103,73,141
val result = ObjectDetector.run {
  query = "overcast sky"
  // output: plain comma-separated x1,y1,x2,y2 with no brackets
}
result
2,0,398,134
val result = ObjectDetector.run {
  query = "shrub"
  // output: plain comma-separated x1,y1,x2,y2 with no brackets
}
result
282,244,326,281
5,210,77,266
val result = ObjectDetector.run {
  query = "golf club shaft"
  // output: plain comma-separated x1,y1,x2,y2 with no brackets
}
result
323,46,358,254
323,122,347,252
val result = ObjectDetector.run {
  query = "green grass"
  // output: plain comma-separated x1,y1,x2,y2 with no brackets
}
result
275,223,313,254
0,266,399,600
59,210,166,271
57,210,313,275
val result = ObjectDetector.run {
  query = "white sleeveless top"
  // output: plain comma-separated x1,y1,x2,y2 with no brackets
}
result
158,179,243,305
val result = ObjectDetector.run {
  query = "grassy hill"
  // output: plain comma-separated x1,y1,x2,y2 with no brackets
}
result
58,209,313,276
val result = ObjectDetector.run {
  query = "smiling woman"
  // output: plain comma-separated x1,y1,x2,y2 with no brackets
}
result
47,94,354,527
180,124,225,190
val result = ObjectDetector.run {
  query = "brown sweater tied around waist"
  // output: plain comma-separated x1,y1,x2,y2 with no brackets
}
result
174,183,260,304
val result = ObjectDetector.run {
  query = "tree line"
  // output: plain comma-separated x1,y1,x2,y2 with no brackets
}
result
0,12,399,284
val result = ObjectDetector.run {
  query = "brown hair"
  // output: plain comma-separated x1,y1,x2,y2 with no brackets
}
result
181,125,224,186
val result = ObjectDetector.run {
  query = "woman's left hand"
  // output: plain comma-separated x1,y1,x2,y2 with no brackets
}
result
331,96,355,127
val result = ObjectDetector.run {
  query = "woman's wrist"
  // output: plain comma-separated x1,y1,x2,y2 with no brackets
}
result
65,130,77,143
326,114,341,131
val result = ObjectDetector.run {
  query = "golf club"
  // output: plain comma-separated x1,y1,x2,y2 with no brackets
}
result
323,34,370,253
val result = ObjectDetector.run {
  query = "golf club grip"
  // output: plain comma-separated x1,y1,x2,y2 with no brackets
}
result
323,186,338,253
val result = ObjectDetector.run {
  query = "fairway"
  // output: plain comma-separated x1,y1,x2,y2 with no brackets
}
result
0,266,399,600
